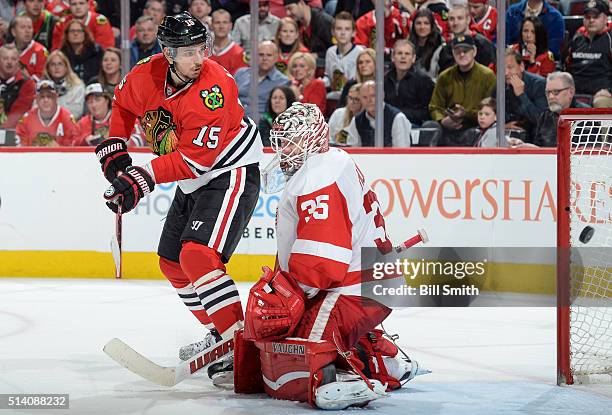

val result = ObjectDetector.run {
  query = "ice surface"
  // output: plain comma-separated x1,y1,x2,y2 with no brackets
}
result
0,278,610,415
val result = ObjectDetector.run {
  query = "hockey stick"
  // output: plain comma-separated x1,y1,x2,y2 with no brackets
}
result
393,229,428,253
110,203,122,279
103,336,234,387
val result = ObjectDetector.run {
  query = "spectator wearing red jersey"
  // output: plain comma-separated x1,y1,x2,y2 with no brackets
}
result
468,0,497,42
209,9,247,75
21,0,58,50
46,0,95,17
274,16,309,75
0,44,36,128
16,79,78,146
60,19,103,83
284,0,333,59
52,0,114,50
10,15,48,80
354,0,409,53
511,16,555,78
76,82,112,146
288,51,326,114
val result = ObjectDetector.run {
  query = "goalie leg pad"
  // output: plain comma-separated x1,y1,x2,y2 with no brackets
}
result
159,257,213,328
179,242,243,338
355,329,406,391
254,338,338,406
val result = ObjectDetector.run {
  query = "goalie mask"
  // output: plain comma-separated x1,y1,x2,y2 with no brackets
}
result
262,103,330,193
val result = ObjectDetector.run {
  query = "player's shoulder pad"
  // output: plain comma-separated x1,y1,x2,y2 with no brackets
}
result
289,148,353,196
95,14,108,25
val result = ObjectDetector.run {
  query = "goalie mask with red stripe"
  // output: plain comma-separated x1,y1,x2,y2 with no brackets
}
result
269,103,330,177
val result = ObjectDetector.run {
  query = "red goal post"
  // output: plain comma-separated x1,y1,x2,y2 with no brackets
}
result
557,108,612,385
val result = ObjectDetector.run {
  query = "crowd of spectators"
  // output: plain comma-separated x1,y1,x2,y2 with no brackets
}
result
0,0,609,148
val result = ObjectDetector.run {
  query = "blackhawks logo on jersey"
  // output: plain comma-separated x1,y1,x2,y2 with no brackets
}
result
201,85,224,111
33,132,55,146
140,107,179,155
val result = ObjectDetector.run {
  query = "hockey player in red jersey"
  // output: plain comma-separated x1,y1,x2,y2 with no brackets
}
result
94,12,262,362
228,103,425,410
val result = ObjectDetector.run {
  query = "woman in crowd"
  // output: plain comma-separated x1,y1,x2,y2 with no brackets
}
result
408,8,444,80
258,86,297,146
338,47,375,107
60,20,103,85
43,50,85,119
288,51,326,114
328,82,362,146
511,16,555,78
90,47,122,95
274,16,309,75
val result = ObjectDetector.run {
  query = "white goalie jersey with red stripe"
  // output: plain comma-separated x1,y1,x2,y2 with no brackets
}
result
276,148,393,294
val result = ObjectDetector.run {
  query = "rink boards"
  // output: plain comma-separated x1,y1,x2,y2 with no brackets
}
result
0,148,571,293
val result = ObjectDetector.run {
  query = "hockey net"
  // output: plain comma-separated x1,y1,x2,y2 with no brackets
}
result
557,108,612,385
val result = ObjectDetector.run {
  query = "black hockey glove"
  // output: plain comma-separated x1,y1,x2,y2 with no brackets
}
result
104,166,155,214
95,137,133,182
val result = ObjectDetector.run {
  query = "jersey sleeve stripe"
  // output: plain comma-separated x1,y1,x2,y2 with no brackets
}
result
292,239,353,264
179,150,210,177
212,117,257,170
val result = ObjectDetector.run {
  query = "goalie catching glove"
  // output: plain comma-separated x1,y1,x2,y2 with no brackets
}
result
104,166,155,213
95,137,133,182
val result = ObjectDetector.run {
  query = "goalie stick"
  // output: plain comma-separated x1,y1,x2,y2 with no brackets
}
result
103,336,234,387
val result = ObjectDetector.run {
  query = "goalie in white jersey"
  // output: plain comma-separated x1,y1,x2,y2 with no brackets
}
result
231,103,425,410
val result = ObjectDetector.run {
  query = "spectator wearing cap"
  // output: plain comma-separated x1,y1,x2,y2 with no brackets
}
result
21,0,59,50
60,19,103,83
9,15,48,81
130,15,162,67
284,0,333,59
437,5,495,74
563,0,612,96
511,72,589,148
346,80,412,147
0,44,36,128
468,0,497,42
232,0,280,57
383,39,434,126
500,48,548,140
76,83,112,146
51,0,115,50
425,34,496,146
209,9,248,75
354,0,409,52
16,79,78,146
234,40,290,117
506,0,564,59
43,49,85,119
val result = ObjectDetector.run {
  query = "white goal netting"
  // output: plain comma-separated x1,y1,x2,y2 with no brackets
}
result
568,117,612,383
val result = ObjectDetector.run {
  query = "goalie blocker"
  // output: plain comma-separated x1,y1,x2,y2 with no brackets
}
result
232,267,422,410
